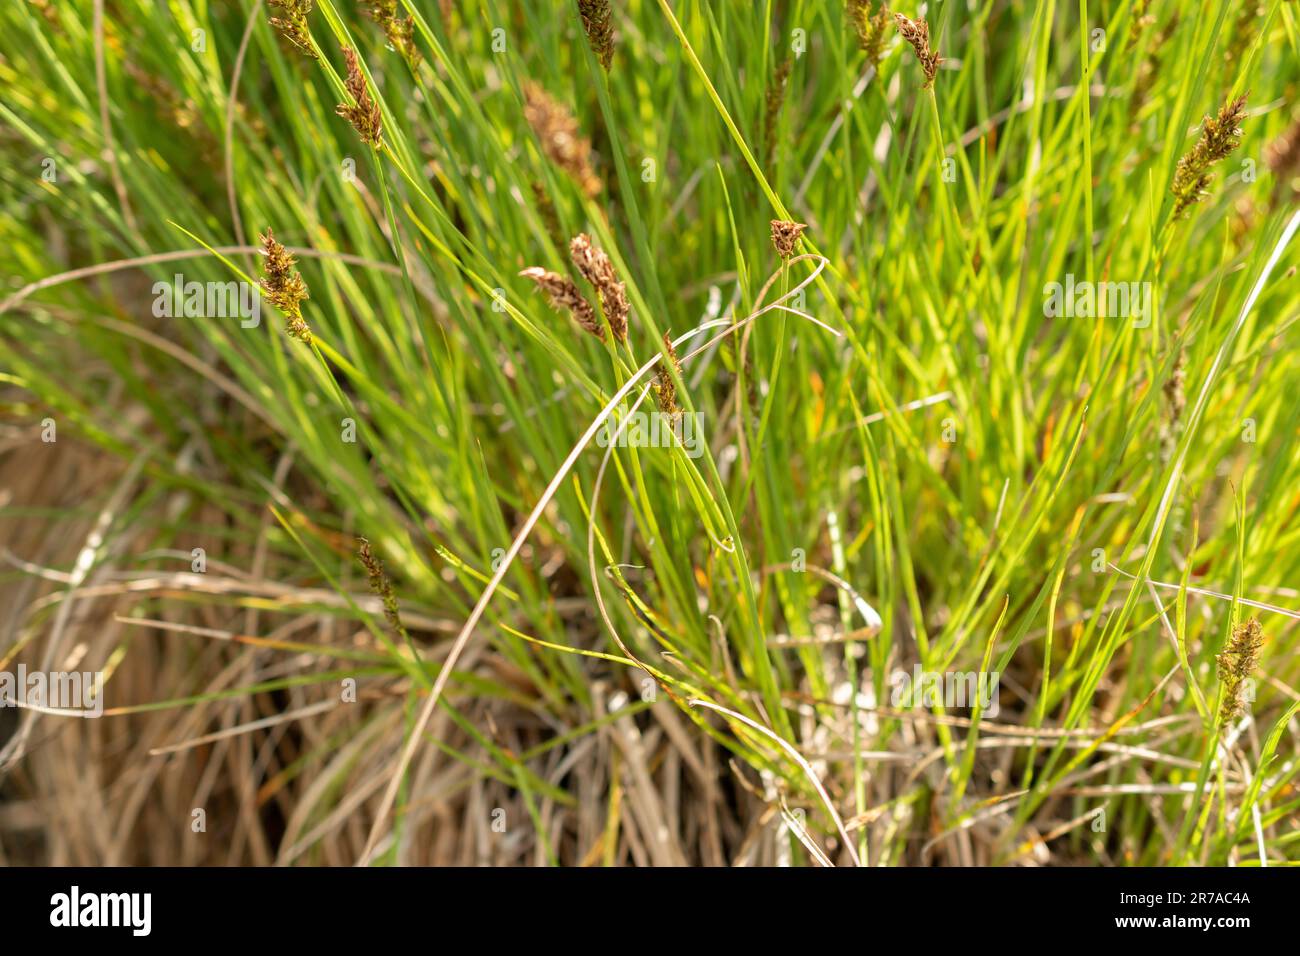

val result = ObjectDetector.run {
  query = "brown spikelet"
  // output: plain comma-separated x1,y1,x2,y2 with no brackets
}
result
770,219,807,258
577,0,615,71
366,0,421,68
654,332,682,417
358,538,411,647
1126,0,1155,48
267,0,319,59
846,0,889,67
1265,114,1300,202
520,267,604,341
570,233,629,343
259,229,312,343
764,57,792,167
893,12,941,89
1171,94,1248,220
1216,617,1264,728
337,46,383,147
1160,349,1186,461
524,84,603,199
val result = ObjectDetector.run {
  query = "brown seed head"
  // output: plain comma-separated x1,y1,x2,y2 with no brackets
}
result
770,219,807,258
846,0,890,67
524,84,603,199
1216,617,1264,727
336,45,383,147
764,57,792,166
366,1,421,68
1163,351,1186,422
520,267,604,341
259,229,312,343
893,12,941,89
577,0,615,71
267,0,319,59
569,233,629,343
1160,349,1186,461
1126,0,1155,47
1171,94,1248,219
654,332,682,417
358,538,411,647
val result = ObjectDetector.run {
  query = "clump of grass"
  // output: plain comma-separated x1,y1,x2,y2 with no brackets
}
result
524,83,602,198
1171,94,1248,219
570,233,629,343
893,11,941,89
846,0,890,68
267,0,318,59
366,1,421,69
337,45,383,147
577,0,615,71
9,0,1300,870
259,229,312,343
1216,617,1264,728
770,218,807,258
519,266,603,341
